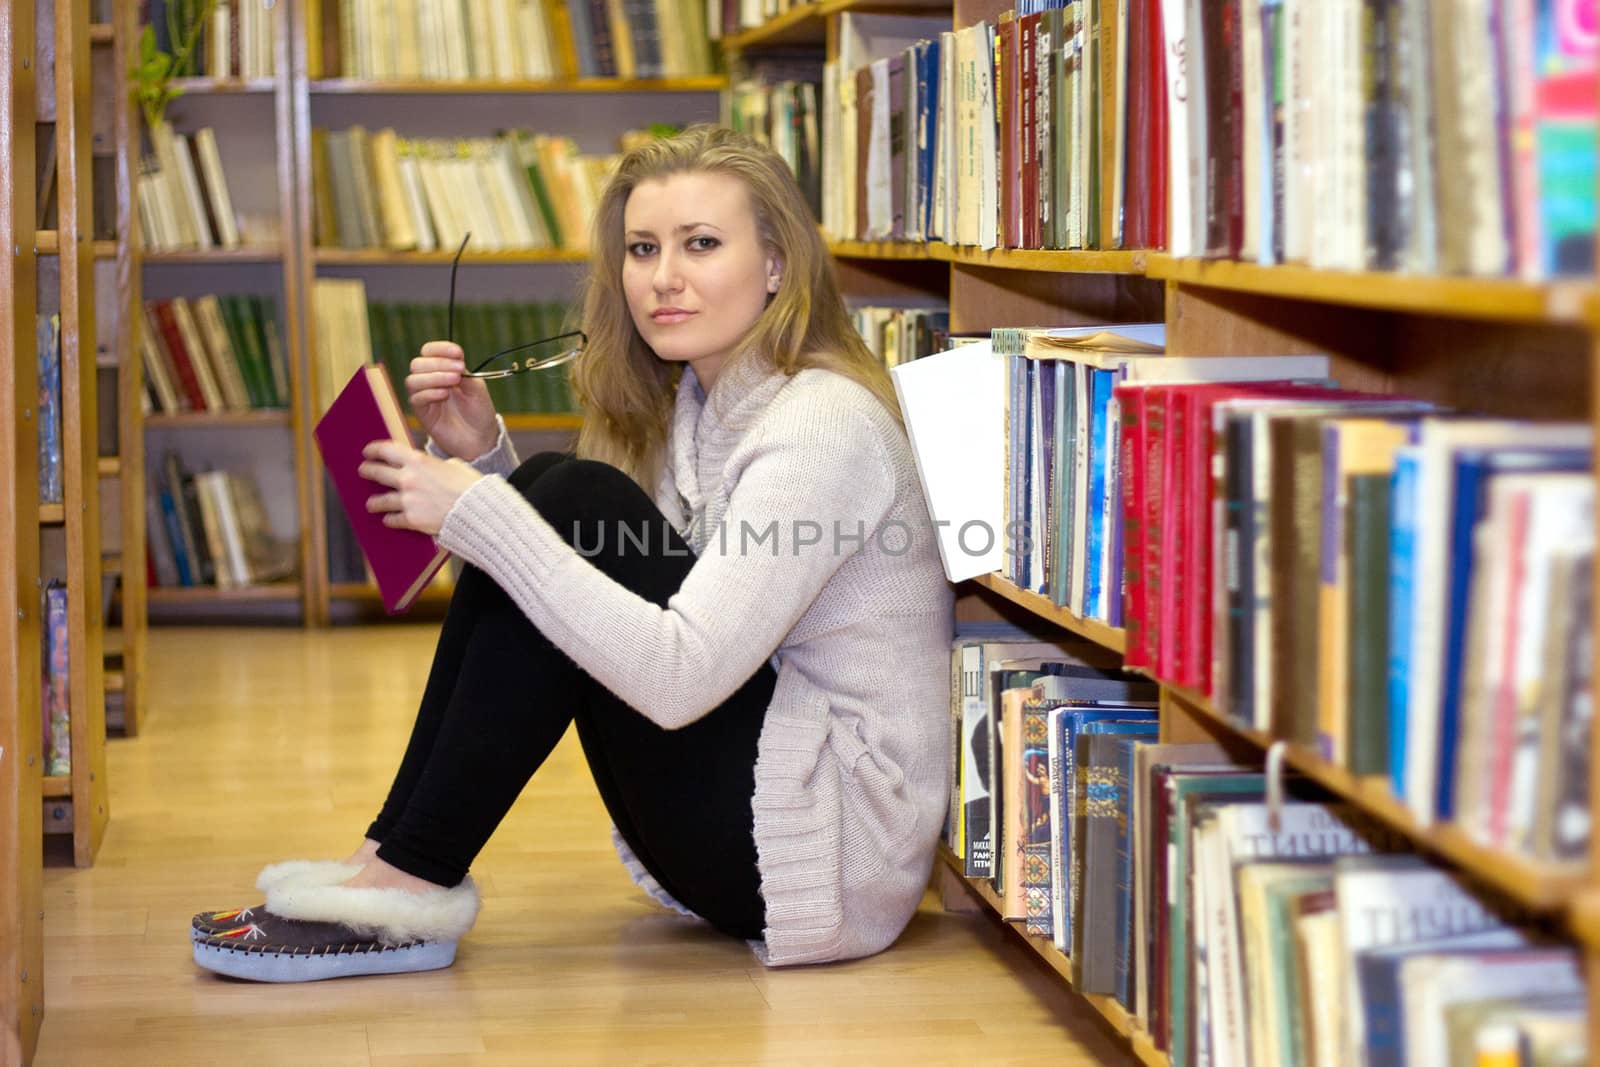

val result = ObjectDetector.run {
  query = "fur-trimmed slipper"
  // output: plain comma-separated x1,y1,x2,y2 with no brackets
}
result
191,877,479,983
191,861,365,940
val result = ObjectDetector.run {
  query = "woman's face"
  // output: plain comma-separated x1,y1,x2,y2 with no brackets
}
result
622,170,782,391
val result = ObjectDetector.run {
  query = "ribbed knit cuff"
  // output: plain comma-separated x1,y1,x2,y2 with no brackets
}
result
436,474,564,593
425,415,517,476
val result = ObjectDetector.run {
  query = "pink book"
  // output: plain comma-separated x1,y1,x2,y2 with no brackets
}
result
313,365,449,614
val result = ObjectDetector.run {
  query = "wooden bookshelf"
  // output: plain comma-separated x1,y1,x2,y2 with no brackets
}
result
830,240,1147,274
96,456,118,476
39,504,65,524
41,776,73,799
1156,682,1591,916
143,246,283,263
1145,254,1593,325
937,847,1168,1066
308,77,729,94
34,230,116,258
167,76,276,94
144,411,293,428
722,0,950,51
968,573,1127,654
312,248,590,265
87,22,112,42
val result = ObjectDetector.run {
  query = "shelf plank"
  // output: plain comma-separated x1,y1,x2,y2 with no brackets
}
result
827,239,1146,273
167,77,277,94
722,0,950,50
39,503,65,524
1146,254,1595,324
103,671,125,693
147,582,303,605
968,573,1127,654
937,847,1168,1066
144,411,292,428
144,246,283,264
314,247,588,265
42,776,72,799
308,77,728,94
1161,681,1590,913
101,554,122,577
35,231,116,258
97,456,118,477
88,23,113,43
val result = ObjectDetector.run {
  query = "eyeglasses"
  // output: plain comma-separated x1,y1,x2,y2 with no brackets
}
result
446,232,587,380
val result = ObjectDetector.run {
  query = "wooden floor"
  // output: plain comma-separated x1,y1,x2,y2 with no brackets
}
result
34,625,1134,1065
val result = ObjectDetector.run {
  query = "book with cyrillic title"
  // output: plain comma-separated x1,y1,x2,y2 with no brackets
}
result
313,364,449,614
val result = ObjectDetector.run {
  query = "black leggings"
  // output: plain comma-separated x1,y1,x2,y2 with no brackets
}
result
366,452,775,940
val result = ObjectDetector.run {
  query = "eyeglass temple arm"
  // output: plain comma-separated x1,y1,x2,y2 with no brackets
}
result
468,331,587,374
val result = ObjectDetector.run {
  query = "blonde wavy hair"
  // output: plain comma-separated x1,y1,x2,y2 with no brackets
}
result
569,124,900,490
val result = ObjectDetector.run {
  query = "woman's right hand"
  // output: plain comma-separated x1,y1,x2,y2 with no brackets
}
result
406,341,500,461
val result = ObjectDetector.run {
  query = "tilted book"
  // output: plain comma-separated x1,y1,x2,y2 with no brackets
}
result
314,364,449,614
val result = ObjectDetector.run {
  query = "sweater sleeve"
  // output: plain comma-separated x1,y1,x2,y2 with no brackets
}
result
434,405,895,729
424,415,520,476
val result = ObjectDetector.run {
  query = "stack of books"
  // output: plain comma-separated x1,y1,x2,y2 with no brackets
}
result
146,452,298,590
138,295,291,415
135,123,245,252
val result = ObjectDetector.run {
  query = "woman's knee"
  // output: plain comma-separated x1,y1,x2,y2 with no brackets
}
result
507,451,573,493
521,458,649,524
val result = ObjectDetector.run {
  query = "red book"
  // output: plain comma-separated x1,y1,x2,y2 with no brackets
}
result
1115,383,1150,667
1147,0,1169,250
313,365,449,614
148,300,207,411
1020,13,1040,248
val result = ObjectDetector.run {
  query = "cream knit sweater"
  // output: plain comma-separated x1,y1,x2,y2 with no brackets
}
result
434,357,955,966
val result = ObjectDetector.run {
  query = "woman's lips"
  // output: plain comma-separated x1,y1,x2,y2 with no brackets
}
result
651,309,695,324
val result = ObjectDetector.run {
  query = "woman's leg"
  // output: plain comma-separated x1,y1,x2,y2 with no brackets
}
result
362,451,571,851
365,458,774,938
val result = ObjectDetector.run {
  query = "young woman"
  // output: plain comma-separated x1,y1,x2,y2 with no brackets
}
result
190,126,955,982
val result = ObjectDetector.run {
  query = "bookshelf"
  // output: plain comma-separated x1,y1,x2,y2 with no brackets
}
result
724,0,1600,1060
289,0,721,624
2,0,45,1055
140,0,316,626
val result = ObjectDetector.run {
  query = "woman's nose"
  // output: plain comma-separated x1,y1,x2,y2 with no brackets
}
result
653,249,684,293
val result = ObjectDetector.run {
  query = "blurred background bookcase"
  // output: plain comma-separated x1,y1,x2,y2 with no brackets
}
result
724,0,1600,1062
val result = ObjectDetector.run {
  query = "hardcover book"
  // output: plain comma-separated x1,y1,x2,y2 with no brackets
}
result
314,364,450,614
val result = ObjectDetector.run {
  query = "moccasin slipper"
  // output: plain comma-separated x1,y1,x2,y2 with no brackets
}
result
191,877,479,983
191,860,364,940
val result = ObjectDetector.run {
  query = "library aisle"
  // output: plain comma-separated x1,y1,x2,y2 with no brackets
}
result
32,626,1132,1064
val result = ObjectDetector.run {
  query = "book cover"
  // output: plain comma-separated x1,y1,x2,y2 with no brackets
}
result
313,364,450,614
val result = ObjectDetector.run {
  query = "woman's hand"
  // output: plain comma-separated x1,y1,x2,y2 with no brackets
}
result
406,341,500,461
360,440,484,537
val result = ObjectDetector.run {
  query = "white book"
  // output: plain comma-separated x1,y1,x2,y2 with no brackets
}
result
1282,0,1309,261
1401,950,1581,1067
975,22,998,250
865,58,892,239
368,128,417,250
487,0,519,80
193,129,241,247
889,341,1007,582
1332,855,1511,1065
466,0,495,79
416,153,465,253
492,139,547,247
1400,420,1592,827
1240,0,1264,263
151,122,203,247
394,0,422,77
839,67,859,239
821,60,840,238
396,149,438,251
209,4,232,80
932,31,958,242
474,149,526,248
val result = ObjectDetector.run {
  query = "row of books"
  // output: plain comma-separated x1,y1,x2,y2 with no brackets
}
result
817,5,1595,278
136,122,245,253
849,303,949,369
146,0,278,80
895,326,1596,870
37,314,62,505
368,299,580,416
942,629,1586,1066
41,582,69,776
312,127,652,253
326,0,715,81
138,295,291,415
726,73,822,220
146,451,297,590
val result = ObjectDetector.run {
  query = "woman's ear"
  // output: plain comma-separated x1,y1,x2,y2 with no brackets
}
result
765,252,784,294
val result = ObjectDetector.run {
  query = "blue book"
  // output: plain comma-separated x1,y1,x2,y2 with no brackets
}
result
1111,736,1143,1007
159,489,193,587
36,314,62,506
1037,361,1057,594
1060,709,1157,955
1085,368,1115,618
1434,446,1591,818
1386,449,1420,796
914,38,940,240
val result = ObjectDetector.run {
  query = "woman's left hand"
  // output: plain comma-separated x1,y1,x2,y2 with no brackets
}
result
360,440,484,537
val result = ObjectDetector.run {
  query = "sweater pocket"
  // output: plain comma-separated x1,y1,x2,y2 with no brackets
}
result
829,717,921,869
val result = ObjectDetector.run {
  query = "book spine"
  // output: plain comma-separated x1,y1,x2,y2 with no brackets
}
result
1385,449,1418,796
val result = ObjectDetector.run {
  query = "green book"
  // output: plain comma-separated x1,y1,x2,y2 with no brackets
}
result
256,298,290,408
1346,473,1391,776
214,296,265,409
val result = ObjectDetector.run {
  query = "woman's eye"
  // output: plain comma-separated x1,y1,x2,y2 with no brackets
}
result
627,241,656,257
688,236,719,251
